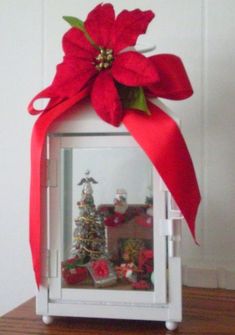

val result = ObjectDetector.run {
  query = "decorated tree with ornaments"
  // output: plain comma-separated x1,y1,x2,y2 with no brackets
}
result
71,171,106,262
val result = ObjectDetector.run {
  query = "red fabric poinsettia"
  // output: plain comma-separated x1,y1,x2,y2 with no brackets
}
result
29,3,158,126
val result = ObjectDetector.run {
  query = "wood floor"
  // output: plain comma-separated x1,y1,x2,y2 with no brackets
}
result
1,287,235,334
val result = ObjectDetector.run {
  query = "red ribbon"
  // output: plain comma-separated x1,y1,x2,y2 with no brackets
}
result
124,102,200,239
29,89,89,286
29,56,200,287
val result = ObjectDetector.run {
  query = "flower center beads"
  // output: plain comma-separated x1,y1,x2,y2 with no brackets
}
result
95,48,114,71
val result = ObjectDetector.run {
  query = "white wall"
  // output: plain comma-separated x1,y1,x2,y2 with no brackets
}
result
0,0,42,316
0,0,235,316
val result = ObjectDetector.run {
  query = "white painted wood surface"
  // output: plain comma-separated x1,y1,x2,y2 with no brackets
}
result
1,0,235,316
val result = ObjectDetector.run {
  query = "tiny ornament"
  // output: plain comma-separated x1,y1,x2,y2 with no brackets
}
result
115,262,137,282
114,189,128,214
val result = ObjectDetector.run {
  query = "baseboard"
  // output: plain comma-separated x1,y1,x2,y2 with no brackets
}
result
182,265,235,290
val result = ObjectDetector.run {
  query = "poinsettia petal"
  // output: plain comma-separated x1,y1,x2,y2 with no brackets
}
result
63,27,98,60
112,51,159,87
112,9,154,53
91,71,123,126
51,57,96,97
84,3,115,48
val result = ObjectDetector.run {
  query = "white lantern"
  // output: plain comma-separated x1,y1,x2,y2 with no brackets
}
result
36,100,183,331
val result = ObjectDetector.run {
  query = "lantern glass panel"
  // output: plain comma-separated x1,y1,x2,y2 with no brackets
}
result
60,144,154,291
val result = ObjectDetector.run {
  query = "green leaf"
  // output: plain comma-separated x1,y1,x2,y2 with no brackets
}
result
125,87,150,115
63,16,85,32
63,16,99,49
129,87,149,114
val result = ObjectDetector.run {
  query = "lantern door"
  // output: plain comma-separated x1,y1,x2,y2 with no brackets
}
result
47,132,170,306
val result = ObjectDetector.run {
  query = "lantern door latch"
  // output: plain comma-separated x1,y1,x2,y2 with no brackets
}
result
160,219,174,238
160,219,182,258
160,219,182,240
47,158,58,187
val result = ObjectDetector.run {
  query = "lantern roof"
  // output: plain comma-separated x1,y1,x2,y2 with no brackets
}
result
49,100,129,135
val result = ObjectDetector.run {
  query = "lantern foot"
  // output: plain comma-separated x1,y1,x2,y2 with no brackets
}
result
165,321,178,331
42,315,54,325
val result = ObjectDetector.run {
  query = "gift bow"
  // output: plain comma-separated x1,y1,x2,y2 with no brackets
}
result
28,4,201,287
91,259,110,278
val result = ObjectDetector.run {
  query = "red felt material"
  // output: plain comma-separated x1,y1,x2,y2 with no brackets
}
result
112,51,159,87
91,71,123,126
28,4,201,287
52,59,96,97
112,8,155,53
63,28,98,60
84,3,115,49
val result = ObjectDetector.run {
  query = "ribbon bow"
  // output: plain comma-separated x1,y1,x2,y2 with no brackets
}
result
28,3,201,287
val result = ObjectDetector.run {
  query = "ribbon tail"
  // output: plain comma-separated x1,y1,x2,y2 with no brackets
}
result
29,89,88,287
123,101,201,240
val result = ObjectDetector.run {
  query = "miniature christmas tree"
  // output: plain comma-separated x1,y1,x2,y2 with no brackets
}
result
71,170,106,263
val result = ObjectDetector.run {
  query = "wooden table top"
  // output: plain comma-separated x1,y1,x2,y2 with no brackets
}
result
1,287,235,334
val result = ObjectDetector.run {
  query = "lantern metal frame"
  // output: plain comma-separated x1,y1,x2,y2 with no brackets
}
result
36,101,183,331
